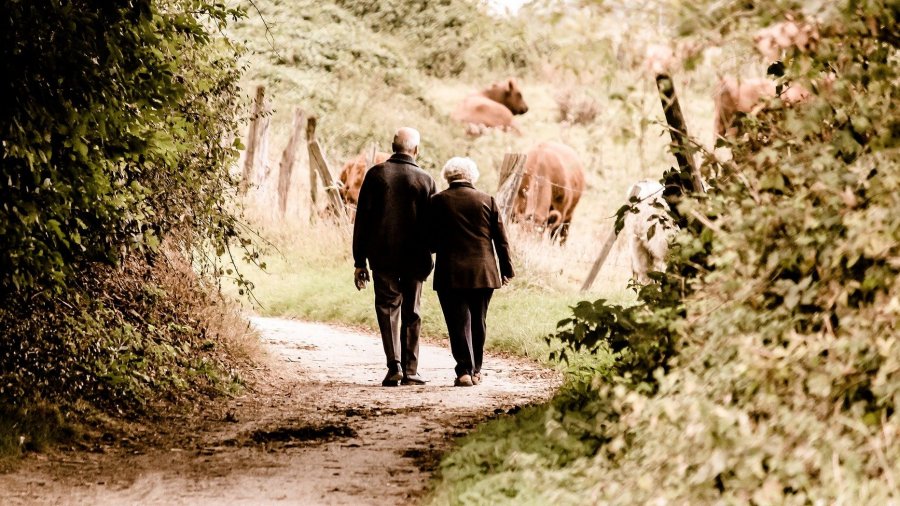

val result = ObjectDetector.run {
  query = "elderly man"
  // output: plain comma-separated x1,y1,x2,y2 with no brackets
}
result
353,127,436,387
428,157,514,387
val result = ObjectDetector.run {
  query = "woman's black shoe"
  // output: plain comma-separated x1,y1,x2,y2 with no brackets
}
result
401,374,428,385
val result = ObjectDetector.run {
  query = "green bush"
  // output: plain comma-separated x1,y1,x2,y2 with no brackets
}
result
1,0,247,294
0,0,254,456
332,0,538,78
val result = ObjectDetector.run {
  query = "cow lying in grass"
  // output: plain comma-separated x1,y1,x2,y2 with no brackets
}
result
452,78,529,136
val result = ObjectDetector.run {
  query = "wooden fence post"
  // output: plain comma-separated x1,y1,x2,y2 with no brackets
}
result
276,108,306,219
495,153,527,224
306,118,346,221
365,142,376,168
255,104,271,189
580,184,643,292
582,74,703,292
306,117,318,220
655,73,706,195
240,85,267,195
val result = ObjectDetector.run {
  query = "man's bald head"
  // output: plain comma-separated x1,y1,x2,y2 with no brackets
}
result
392,127,420,157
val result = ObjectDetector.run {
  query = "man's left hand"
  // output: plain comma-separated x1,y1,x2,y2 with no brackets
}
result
354,267,370,290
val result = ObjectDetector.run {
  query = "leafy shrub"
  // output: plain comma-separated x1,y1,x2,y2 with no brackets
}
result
556,0,899,501
0,1,256,456
0,0,248,295
333,0,540,78
0,244,254,456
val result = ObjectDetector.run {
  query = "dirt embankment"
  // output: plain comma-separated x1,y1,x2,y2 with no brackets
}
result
1,317,559,505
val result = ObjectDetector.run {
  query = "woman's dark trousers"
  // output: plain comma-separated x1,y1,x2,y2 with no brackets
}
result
437,288,493,377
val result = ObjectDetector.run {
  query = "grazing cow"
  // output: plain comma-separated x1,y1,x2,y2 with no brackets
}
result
754,20,819,62
624,180,676,284
641,41,708,77
452,78,529,135
338,150,390,219
643,43,677,75
513,141,585,244
713,76,810,139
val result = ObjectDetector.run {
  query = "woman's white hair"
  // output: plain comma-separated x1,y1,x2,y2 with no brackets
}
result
441,157,479,184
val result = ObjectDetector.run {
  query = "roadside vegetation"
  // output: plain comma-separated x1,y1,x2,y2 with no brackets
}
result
1,2,257,462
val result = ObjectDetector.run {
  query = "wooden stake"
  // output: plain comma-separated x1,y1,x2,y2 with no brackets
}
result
580,184,643,292
240,85,266,195
309,141,346,221
305,117,346,221
306,116,318,220
256,106,271,187
276,108,306,218
655,74,705,195
495,153,527,224
365,142,376,168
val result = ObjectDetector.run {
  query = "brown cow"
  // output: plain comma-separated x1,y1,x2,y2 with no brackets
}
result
338,150,390,219
713,76,810,139
754,20,819,62
642,43,677,76
513,141,585,244
452,78,529,135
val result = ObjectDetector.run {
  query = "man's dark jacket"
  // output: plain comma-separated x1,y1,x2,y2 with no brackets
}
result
353,153,436,281
428,181,515,291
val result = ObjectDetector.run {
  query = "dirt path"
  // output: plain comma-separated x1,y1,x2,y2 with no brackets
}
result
2,317,559,505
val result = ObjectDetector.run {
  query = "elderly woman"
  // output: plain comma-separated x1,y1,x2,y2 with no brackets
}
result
428,157,515,387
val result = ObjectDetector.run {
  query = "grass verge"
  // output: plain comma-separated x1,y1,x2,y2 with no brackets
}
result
231,217,636,361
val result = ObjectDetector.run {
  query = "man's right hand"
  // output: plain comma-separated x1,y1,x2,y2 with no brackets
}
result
354,267,370,290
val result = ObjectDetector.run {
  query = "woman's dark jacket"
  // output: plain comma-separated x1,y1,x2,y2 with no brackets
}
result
428,180,514,291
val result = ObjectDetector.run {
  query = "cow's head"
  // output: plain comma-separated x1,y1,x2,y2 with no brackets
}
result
753,20,819,62
338,159,365,208
513,171,552,233
483,78,529,115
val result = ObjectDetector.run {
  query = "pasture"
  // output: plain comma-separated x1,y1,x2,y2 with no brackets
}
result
225,0,770,358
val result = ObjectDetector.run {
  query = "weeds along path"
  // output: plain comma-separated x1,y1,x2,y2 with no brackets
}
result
2,317,559,505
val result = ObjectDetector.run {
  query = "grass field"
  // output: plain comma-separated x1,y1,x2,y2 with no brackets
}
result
230,214,637,361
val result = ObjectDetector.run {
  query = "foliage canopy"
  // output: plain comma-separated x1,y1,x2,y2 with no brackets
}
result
0,0,252,453
1,0,245,294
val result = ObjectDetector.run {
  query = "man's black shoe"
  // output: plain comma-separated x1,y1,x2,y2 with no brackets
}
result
382,370,403,387
401,374,428,386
